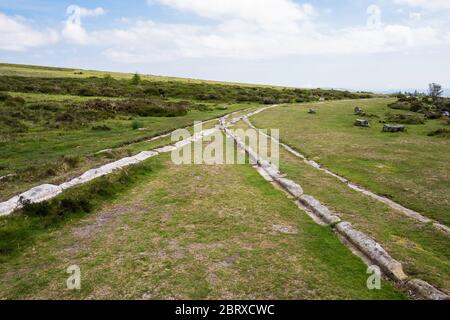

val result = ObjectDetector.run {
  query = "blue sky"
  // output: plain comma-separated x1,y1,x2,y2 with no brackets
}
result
0,0,449,92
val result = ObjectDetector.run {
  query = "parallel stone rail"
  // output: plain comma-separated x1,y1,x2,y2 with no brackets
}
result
222,113,448,300
0,107,250,217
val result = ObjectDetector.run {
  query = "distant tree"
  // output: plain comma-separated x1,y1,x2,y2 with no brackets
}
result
103,74,113,85
131,73,141,85
428,83,443,99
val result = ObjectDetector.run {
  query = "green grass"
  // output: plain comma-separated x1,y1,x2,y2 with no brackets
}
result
0,150,406,300
251,98,450,226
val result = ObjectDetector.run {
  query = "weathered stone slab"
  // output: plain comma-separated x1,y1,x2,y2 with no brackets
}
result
133,151,159,162
155,145,177,153
383,124,406,132
21,183,62,202
298,195,341,225
336,222,407,281
354,107,366,115
277,178,304,197
0,196,20,216
0,184,63,216
354,119,370,127
406,279,449,300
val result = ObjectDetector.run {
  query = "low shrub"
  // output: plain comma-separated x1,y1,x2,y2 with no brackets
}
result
59,197,92,215
424,111,442,120
91,124,112,131
428,128,450,138
385,113,425,125
132,120,143,130
4,96,25,108
63,155,81,168
21,200,54,217
0,115,28,133
0,92,11,101
388,101,412,111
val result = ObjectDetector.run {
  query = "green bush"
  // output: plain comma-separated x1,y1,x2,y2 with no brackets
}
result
0,75,369,105
131,73,142,85
385,113,425,125
63,155,81,168
91,124,112,131
21,200,53,217
388,101,411,111
0,92,11,101
132,120,143,130
4,96,25,108
428,128,450,138
0,115,28,133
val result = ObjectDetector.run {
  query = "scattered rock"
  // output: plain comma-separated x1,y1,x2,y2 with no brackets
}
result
308,109,317,114
142,293,153,300
383,124,406,133
216,255,240,268
406,279,449,300
354,119,370,127
0,174,16,182
95,148,113,155
354,107,366,116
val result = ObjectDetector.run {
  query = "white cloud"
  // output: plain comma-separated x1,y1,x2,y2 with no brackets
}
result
147,0,315,23
95,19,445,63
93,1,447,63
78,7,106,17
409,12,422,21
62,5,105,45
2,1,449,62
394,0,450,10
0,12,58,51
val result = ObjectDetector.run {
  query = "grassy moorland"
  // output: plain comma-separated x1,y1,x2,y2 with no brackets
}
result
0,64,371,202
251,98,450,226
0,147,406,300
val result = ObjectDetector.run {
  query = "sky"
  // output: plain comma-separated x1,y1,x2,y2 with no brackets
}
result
0,0,449,92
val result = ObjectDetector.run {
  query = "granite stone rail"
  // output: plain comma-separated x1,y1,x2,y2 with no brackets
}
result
222,114,448,300
0,128,219,217
0,107,250,217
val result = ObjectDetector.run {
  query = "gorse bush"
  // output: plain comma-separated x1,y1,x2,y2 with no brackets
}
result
428,128,450,138
385,113,425,125
91,124,112,131
0,92,11,101
62,155,81,168
132,120,143,130
131,73,141,85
